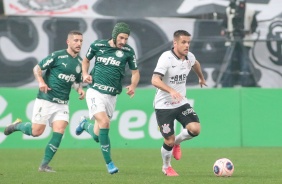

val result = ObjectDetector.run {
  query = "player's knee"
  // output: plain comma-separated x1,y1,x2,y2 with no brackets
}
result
97,120,110,128
164,135,175,147
32,129,44,137
187,122,201,136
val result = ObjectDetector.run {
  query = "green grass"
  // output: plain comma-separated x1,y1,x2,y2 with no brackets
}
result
0,147,282,184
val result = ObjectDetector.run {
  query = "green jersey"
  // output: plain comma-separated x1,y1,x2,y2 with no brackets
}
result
37,49,82,104
86,39,138,96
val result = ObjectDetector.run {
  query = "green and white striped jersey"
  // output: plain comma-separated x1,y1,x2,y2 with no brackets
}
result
85,39,138,96
37,49,82,104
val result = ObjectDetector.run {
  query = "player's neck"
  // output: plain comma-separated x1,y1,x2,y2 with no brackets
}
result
173,49,186,60
67,48,78,58
109,39,116,48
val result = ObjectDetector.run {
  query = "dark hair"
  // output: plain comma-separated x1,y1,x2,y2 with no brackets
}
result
173,30,191,39
68,30,82,37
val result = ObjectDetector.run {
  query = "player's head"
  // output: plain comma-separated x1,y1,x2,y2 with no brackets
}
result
112,22,130,49
67,30,83,55
173,30,191,58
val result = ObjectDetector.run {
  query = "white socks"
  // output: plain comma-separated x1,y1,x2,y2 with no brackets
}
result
174,129,193,145
161,146,172,168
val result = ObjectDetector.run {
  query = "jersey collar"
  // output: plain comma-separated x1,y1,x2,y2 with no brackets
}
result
171,48,188,60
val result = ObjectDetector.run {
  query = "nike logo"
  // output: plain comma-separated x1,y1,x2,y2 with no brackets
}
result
62,63,67,67
99,49,105,54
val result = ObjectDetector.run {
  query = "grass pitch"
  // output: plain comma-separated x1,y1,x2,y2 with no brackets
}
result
0,147,282,184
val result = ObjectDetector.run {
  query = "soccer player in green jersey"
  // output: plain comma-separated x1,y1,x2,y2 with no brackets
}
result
4,30,85,172
75,22,140,174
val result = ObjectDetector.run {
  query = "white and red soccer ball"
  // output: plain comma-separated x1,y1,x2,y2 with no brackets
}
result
213,158,234,177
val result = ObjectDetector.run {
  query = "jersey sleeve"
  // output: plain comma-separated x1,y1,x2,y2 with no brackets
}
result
127,49,138,70
38,52,57,70
188,52,196,66
85,43,96,61
153,52,170,76
75,74,83,83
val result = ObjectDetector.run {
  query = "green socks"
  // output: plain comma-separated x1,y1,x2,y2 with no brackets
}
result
40,132,63,166
15,122,32,136
83,121,99,142
99,128,111,164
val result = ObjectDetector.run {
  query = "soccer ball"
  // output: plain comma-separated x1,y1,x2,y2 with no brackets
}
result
213,158,234,177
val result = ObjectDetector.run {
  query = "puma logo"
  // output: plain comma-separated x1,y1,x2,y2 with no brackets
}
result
62,63,67,68
99,49,105,54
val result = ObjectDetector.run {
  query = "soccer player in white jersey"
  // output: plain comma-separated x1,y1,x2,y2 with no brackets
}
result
75,22,140,174
151,30,207,176
4,31,85,172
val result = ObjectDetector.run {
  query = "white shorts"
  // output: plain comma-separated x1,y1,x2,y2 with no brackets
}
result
32,98,69,126
86,88,117,120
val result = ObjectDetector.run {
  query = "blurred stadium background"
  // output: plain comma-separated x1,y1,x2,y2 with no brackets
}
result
2,1,282,183
0,0,282,151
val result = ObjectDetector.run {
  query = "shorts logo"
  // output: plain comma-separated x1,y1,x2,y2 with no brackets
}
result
161,124,171,134
35,113,42,121
182,108,195,116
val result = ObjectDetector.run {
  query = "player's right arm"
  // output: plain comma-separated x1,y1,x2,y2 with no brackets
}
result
33,64,51,93
82,57,92,84
151,73,182,101
82,44,97,84
35,52,58,93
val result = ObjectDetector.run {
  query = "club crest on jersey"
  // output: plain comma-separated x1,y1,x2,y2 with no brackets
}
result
76,65,81,73
187,60,192,70
115,50,124,58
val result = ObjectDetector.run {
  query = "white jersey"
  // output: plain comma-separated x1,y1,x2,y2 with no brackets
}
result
153,49,196,109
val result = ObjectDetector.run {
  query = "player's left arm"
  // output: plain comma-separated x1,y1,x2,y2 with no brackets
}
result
192,60,207,88
126,69,140,98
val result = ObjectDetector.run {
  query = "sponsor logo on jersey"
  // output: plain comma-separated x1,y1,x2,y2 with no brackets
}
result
62,63,67,68
58,73,76,82
58,55,68,59
122,46,131,51
170,74,186,84
95,43,106,47
115,50,124,58
96,57,121,66
43,58,53,67
164,100,180,106
93,83,115,93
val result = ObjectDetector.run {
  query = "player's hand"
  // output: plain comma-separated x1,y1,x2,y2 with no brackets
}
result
39,82,51,93
199,79,207,88
170,90,183,102
77,88,85,100
126,85,135,98
83,74,92,84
